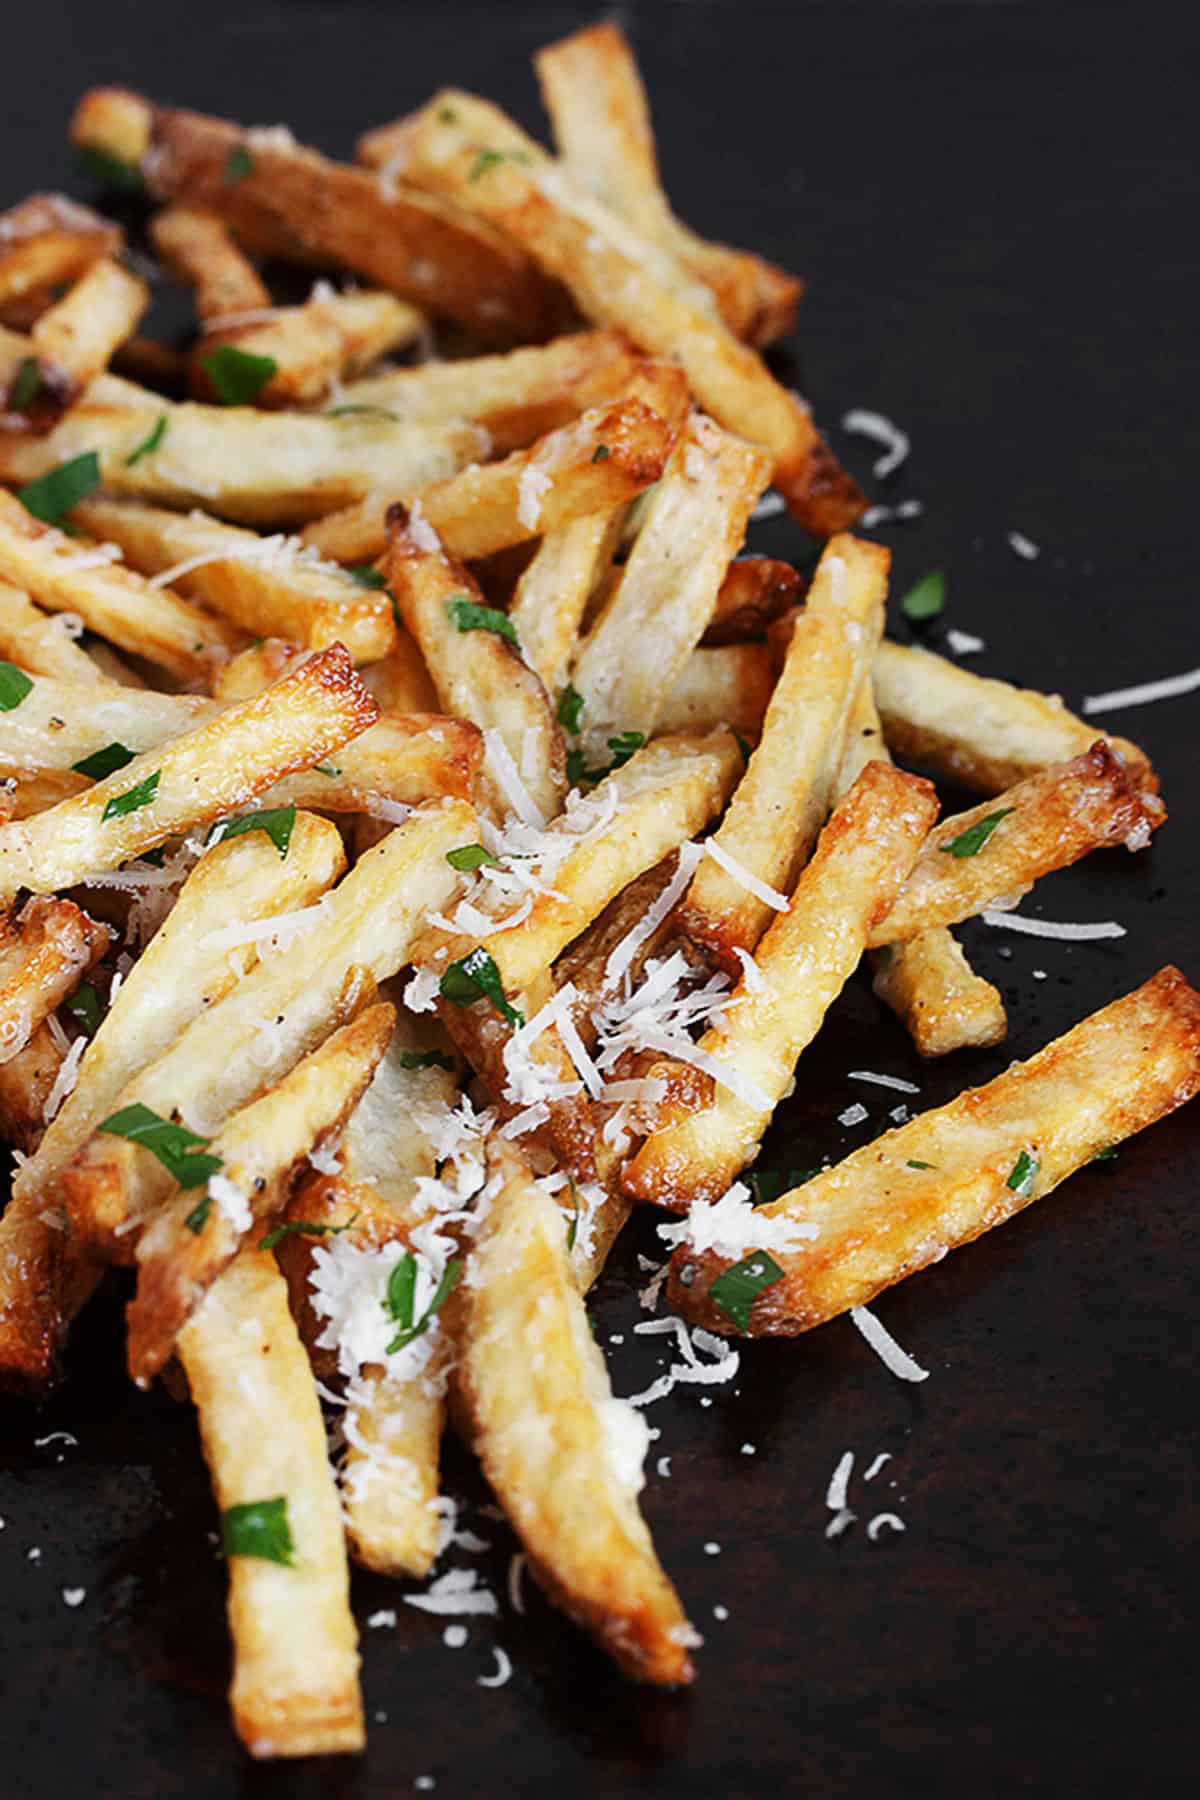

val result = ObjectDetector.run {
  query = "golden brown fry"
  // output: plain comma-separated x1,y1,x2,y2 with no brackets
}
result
194,287,425,409
535,20,802,346
668,967,1200,1335
0,896,109,1064
72,87,565,342
0,1021,63,1155
703,556,803,645
872,639,1156,796
869,742,1160,946
127,1002,395,1384
179,1249,364,1757
2,257,147,431
0,644,376,901
0,580,112,683
459,1136,695,1685
509,506,625,691
395,90,863,534
73,497,396,662
655,643,773,737
0,674,214,774
0,192,121,323
150,204,270,320
625,763,938,1209
680,534,887,968
360,627,439,714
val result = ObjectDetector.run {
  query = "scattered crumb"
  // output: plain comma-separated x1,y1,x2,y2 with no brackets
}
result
713,1604,730,1621
443,1625,468,1649
704,1541,721,1556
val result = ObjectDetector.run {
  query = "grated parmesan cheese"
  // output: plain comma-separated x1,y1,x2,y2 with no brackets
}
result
659,1181,820,1258
849,1304,929,1382
477,1647,513,1688
1006,530,1040,560
848,1070,919,1095
43,1034,87,1123
866,1513,906,1541
1082,666,1200,714
704,838,789,911
945,627,986,655
516,462,552,530
404,1568,499,1618
980,910,1126,941
838,1102,869,1127
407,497,441,552
207,1173,252,1234
841,407,910,478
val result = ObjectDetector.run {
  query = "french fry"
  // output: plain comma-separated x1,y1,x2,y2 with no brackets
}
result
459,1136,696,1684
0,896,110,1063
509,506,625,691
150,204,270,321
868,742,1161,947
0,192,120,324
703,556,803,646
127,1002,395,1384
395,90,863,535
0,643,376,901
571,416,771,734
0,580,112,682
178,1248,364,1757
625,763,938,1208
655,642,773,737
383,508,565,822
0,488,242,682
0,1022,62,1155
413,730,742,998
61,799,473,1252
73,497,396,662
71,87,566,343
835,671,1006,1056
680,534,887,968
193,287,425,409
360,627,439,715
667,967,1200,1335
873,639,1156,796
2,256,147,431
535,21,802,346
304,360,688,565
0,673,213,775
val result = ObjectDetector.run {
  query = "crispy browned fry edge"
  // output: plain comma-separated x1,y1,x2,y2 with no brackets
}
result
2,256,147,432
0,1021,62,1155
667,966,1200,1335
71,86,568,343
0,193,121,327
702,556,804,645
0,896,110,1063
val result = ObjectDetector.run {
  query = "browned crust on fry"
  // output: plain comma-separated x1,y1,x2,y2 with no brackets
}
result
702,557,804,645
0,896,110,1062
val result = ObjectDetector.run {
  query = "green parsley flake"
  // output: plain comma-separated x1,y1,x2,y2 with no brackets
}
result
1005,1149,1040,1196
940,808,1015,859
72,741,135,780
906,1158,937,1171
224,144,255,182
347,563,387,588
326,404,400,422
899,569,946,623
606,730,644,768
469,147,530,182
201,344,277,406
65,982,105,1039
446,843,500,872
10,357,42,411
210,804,296,860
76,144,144,192
17,451,102,526
383,1251,462,1354
0,660,34,711
124,414,167,466
313,761,340,778
566,1176,581,1252
185,1195,212,1234
221,1496,295,1566
98,1102,222,1189
591,444,611,463
556,683,584,734
259,1214,357,1252
1091,1145,1119,1164
708,1251,785,1331
446,596,517,643
439,948,524,1028
398,1049,457,1073
101,769,160,821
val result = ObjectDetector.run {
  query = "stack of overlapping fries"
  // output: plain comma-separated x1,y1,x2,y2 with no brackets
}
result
0,18,1194,1759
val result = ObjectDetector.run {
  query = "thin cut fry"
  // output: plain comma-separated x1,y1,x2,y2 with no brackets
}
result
703,556,803,646
150,204,270,321
656,642,773,737
193,287,425,409
3,256,147,431
509,506,625,691
0,579,111,682
0,192,120,323
667,967,1200,1335
0,896,109,1063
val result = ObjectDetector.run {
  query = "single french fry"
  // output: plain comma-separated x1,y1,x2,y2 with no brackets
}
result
150,204,271,321
3,256,147,431
535,21,802,346
655,642,773,737
194,288,425,409
0,580,112,683
0,1022,63,1155
571,416,771,735
667,967,1200,1336
680,534,887,968
835,671,1006,1056
72,87,565,343
0,488,242,682
127,1002,395,1383
510,507,625,691
0,192,121,321
396,90,863,534
869,742,1161,947
305,360,687,565
383,508,565,823
413,730,742,998
360,627,439,715
0,896,110,1063
872,639,1156,797
0,673,213,773
703,556,803,645
625,763,938,1208
459,1136,695,1684
73,498,396,662
178,1248,364,1757
61,798,473,1251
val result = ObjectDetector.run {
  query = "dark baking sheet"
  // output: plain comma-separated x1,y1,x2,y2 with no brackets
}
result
2,2,1198,1794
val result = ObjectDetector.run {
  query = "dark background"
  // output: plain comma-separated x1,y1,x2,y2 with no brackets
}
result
1,1,1197,1794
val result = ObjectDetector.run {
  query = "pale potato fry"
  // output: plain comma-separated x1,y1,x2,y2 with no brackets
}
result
510,506,625,691
0,192,121,322
4,770,87,816
360,628,439,714
0,673,213,773
395,90,863,534
0,488,242,682
0,1022,62,1155
459,1136,695,1684
72,87,565,342
0,895,110,1063
73,498,396,662
703,556,803,646
625,763,937,1209
0,580,112,682
150,204,271,321
61,798,473,1252
3,256,147,431
667,967,1200,1335
535,21,802,346
680,534,887,968
127,1002,395,1383
571,416,771,735
413,730,742,999
179,1248,363,1757
873,639,1156,796
194,288,425,409
383,508,565,822
835,671,1006,1057
869,742,1160,947
655,642,773,737
304,359,687,565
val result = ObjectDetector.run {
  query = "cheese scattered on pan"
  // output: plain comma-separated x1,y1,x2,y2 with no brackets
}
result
849,1304,929,1382
750,490,786,521
866,1513,906,1541
838,1102,869,1127
864,1452,893,1481
477,1647,513,1688
403,1568,499,1617
980,910,1126,941
841,407,910,478
1082,666,1200,714
945,627,985,655
848,1070,919,1094
1006,530,1040,560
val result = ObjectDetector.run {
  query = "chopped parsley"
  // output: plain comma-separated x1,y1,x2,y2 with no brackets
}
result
201,344,277,406
76,144,144,192
556,683,584,733
940,808,1015,859
899,569,946,623
707,1251,785,1331
606,730,644,768
313,761,340,778
16,451,101,526
348,563,387,588
209,804,296,860
469,147,530,182
565,1175,581,1252
325,404,400,422
65,982,106,1039
734,731,753,766
446,843,500,871
446,596,517,644
97,1102,222,1189
10,357,42,411
124,414,167,466
72,741,135,780
221,1496,295,1566
439,948,524,1028
0,660,34,711
398,1049,457,1073
1005,1149,1040,1196
184,1195,212,1234
101,769,160,821
1091,1145,1119,1164
591,444,611,464
905,1158,937,1171
383,1251,462,1354
224,144,255,182
259,1214,357,1252
438,104,459,124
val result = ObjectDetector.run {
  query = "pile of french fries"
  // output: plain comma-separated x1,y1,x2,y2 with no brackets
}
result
0,18,1195,1761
